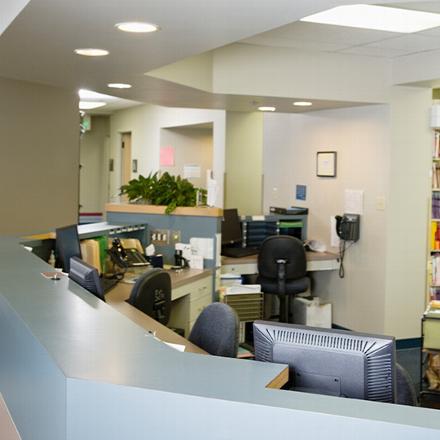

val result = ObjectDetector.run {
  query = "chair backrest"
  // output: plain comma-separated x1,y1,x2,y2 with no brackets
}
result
128,268,171,325
395,362,418,406
188,303,239,358
56,224,82,273
258,235,306,280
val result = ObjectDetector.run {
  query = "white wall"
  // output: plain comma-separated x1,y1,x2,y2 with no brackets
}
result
109,104,225,207
80,116,110,213
263,105,390,335
0,76,79,235
263,86,432,339
160,126,213,189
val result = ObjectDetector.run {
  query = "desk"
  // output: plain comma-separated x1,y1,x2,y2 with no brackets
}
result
222,251,339,275
109,267,213,336
2,237,440,440
106,268,212,354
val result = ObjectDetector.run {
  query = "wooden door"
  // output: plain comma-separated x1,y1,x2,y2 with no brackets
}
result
121,132,132,187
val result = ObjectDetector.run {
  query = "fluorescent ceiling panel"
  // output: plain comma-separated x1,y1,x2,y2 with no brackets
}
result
301,5,440,33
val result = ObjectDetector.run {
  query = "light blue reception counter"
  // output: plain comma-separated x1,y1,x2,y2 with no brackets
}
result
0,236,440,440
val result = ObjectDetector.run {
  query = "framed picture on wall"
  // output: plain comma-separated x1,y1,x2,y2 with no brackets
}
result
316,151,337,177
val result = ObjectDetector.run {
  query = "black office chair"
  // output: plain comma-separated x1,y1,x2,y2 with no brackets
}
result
188,302,239,357
396,362,419,406
257,235,309,323
56,224,81,273
127,268,172,325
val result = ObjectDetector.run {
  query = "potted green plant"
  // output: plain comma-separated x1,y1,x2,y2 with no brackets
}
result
120,172,207,214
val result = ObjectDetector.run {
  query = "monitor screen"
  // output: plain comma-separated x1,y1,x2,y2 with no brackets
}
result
69,256,105,301
56,224,81,273
253,321,396,403
221,209,243,245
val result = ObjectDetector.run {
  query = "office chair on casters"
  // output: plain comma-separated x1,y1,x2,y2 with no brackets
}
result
257,235,309,323
127,268,172,326
188,303,239,358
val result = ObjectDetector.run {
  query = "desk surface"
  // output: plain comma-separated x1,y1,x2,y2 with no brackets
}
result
222,250,338,266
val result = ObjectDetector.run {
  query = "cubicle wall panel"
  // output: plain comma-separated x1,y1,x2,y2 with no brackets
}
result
106,212,221,268
66,377,439,440
0,295,67,440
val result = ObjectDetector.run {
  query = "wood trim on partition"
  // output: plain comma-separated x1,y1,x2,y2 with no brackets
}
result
105,203,223,217
265,366,289,389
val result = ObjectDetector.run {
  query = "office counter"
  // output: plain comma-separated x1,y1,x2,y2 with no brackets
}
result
1,237,440,440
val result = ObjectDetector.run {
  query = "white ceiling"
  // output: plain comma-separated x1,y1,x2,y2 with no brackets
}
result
242,2,440,59
1,0,439,113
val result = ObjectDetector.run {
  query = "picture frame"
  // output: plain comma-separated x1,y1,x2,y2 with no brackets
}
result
316,151,337,177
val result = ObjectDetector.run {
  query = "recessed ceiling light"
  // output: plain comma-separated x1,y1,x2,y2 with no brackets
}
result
74,48,109,57
107,83,132,89
79,101,107,110
115,22,160,33
300,5,440,33
258,106,276,112
293,101,312,107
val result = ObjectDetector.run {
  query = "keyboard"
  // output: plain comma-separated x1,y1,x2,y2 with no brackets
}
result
221,247,259,258
125,249,150,267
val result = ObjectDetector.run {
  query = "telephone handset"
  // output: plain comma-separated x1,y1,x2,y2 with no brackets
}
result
335,214,360,242
108,238,150,268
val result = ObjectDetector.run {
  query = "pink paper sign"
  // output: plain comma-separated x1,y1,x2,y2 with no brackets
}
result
160,146,175,167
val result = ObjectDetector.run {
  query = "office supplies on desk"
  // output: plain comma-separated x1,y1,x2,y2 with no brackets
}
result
108,238,150,268
269,206,308,215
221,209,259,257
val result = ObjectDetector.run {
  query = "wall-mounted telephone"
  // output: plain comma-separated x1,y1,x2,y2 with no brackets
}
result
108,238,150,268
335,214,360,242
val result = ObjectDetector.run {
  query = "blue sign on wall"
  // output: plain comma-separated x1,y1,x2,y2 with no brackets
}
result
296,184,307,201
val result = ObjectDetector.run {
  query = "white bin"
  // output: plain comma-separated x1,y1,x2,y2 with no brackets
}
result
293,297,332,328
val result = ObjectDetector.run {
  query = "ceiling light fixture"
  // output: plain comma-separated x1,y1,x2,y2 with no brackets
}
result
258,106,276,112
74,48,109,57
300,5,440,33
107,83,132,89
293,101,312,107
79,101,107,110
115,22,160,33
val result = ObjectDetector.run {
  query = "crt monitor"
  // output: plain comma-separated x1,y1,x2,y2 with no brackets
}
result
69,256,105,301
56,224,81,273
221,209,243,246
253,321,396,403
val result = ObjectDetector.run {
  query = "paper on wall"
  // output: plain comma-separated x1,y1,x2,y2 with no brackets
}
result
344,189,363,215
190,237,214,260
183,164,201,179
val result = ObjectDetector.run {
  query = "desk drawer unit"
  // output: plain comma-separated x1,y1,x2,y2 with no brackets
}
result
169,276,212,336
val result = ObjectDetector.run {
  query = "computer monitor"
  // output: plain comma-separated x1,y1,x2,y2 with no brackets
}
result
56,224,81,273
221,209,243,245
69,256,105,301
253,321,396,403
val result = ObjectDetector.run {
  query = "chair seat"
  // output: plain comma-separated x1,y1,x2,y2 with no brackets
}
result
259,276,309,296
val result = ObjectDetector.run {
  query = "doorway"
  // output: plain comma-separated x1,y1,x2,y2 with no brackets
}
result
120,132,132,188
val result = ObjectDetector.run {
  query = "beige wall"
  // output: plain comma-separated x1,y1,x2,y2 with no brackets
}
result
384,86,432,338
225,111,263,215
160,126,213,189
80,116,110,213
0,76,79,235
